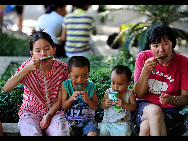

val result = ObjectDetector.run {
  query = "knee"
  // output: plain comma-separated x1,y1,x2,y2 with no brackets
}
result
148,105,163,118
143,104,164,122
19,124,43,136
46,117,70,136
140,119,150,136
87,132,98,136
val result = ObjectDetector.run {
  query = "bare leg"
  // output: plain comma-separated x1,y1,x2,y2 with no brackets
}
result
140,104,167,136
87,132,98,136
139,119,150,136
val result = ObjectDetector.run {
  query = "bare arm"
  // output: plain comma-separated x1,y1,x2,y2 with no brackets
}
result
47,90,62,116
83,87,98,110
119,91,137,111
134,57,157,98
61,84,75,110
160,89,188,106
101,89,113,109
3,59,40,92
40,89,62,130
60,28,66,42
134,67,150,98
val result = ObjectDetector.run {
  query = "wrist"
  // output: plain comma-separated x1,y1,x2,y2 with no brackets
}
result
45,113,52,118
24,65,32,73
142,67,151,74
168,96,178,105
173,96,178,105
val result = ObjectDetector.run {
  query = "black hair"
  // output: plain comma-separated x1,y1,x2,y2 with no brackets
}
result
146,24,176,50
73,5,90,10
29,28,54,51
111,65,132,82
67,56,90,73
52,5,66,11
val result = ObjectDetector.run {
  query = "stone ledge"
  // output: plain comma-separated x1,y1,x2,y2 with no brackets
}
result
2,123,20,136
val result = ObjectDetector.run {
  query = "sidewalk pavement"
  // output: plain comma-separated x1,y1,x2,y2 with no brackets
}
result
0,56,29,76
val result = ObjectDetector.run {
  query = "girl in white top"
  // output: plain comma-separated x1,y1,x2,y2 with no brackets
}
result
100,65,137,136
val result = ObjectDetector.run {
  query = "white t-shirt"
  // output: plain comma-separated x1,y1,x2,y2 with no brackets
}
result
35,11,64,44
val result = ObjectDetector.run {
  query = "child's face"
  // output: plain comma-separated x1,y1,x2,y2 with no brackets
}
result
69,66,89,90
111,71,131,93
30,38,56,65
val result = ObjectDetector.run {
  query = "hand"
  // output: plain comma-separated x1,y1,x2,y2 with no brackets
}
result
26,58,41,72
40,114,51,130
70,91,80,101
115,98,124,107
159,93,170,105
143,57,157,73
105,99,113,107
80,91,89,103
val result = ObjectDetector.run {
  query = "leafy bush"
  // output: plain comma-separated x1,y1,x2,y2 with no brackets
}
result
0,63,23,123
0,51,135,123
0,32,29,56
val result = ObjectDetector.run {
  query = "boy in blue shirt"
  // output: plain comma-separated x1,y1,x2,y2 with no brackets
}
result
61,56,98,136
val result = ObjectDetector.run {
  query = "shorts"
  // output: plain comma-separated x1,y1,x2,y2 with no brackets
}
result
69,119,99,136
18,111,70,136
131,100,185,136
100,122,131,136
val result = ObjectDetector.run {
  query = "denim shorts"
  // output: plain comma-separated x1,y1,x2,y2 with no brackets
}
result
69,119,99,136
131,100,185,136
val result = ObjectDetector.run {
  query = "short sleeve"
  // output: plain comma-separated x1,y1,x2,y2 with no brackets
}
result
134,50,153,83
134,52,146,83
11,58,32,85
63,79,74,97
86,80,96,99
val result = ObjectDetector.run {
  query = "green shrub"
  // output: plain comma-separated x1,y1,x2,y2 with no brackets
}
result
0,32,29,56
0,63,23,123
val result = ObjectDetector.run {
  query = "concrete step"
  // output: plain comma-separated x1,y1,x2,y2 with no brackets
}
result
2,123,20,136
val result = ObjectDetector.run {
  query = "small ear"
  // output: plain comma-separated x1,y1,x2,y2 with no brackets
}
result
126,81,131,87
53,46,56,55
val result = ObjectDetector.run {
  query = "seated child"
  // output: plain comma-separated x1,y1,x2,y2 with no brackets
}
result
61,56,99,136
0,121,3,136
100,65,137,136
3,29,70,136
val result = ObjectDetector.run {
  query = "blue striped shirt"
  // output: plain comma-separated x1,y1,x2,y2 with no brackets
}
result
63,9,94,54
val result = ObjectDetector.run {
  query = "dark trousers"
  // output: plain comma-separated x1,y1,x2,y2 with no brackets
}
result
54,42,67,58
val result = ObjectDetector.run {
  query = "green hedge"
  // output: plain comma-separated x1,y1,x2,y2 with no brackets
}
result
0,32,29,56
0,51,135,123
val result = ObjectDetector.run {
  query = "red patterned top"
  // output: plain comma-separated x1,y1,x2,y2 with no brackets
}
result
12,58,69,117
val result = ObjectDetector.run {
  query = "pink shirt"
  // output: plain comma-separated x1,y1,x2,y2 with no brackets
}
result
134,50,188,108
13,58,69,117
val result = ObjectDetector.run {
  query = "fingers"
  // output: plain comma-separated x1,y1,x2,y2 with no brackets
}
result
27,58,41,71
80,91,89,102
105,99,113,107
33,59,41,70
144,57,157,73
115,98,122,107
159,93,169,105
40,120,47,130
71,92,80,101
